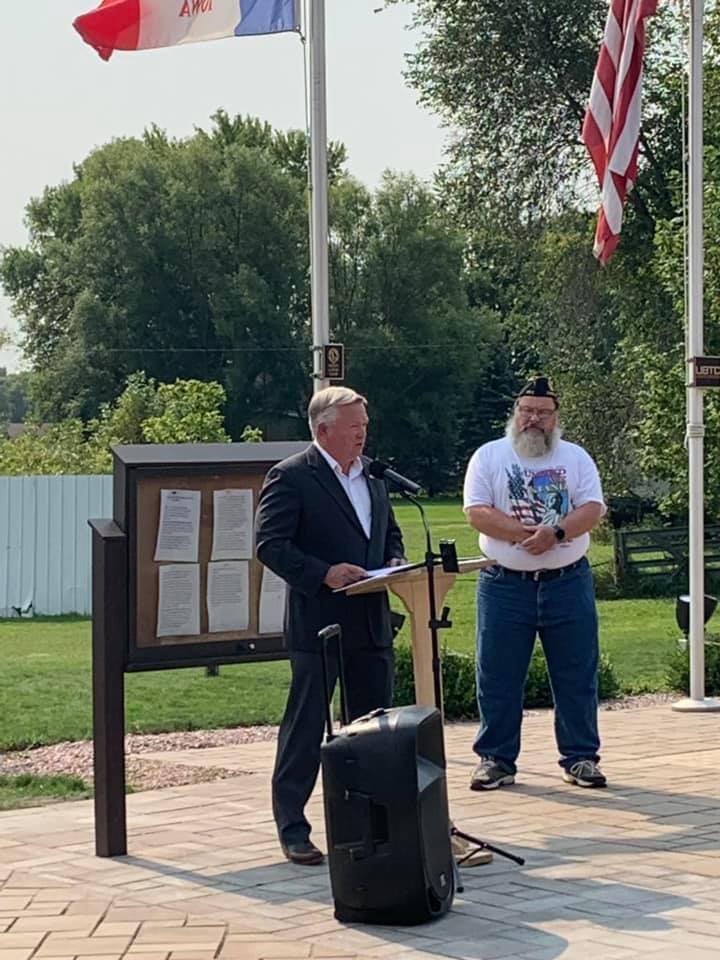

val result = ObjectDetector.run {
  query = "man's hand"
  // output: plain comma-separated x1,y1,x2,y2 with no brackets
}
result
386,557,407,568
520,525,557,556
324,563,368,589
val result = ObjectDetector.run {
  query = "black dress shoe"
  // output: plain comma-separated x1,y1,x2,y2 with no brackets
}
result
281,840,324,865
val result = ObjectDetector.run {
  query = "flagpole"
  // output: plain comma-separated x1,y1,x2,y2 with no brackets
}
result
308,0,330,393
673,0,720,712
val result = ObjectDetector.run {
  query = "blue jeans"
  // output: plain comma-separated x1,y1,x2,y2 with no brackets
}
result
474,557,600,773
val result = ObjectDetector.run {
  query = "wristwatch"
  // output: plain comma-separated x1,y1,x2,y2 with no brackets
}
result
553,525,566,542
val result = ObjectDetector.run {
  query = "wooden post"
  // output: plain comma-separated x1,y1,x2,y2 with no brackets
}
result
89,519,128,857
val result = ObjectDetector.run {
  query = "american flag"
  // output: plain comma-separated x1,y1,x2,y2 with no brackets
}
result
506,465,543,524
582,0,658,264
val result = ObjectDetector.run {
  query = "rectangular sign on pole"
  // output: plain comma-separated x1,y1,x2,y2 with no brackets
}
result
322,343,345,381
691,356,720,387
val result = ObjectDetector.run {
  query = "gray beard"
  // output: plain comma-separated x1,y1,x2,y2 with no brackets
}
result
506,419,562,458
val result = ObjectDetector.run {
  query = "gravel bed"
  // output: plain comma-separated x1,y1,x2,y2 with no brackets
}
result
0,696,680,792
600,692,680,711
0,725,279,792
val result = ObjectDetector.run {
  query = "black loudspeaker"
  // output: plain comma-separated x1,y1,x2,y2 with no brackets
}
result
321,704,454,925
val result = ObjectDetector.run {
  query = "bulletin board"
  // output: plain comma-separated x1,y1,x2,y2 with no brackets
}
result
134,470,268,648
111,441,308,670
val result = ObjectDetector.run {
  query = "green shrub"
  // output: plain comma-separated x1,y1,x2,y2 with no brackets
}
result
394,645,478,718
665,634,720,693
393,643,620,718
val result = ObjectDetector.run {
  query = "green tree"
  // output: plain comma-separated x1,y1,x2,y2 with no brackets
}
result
0,375,233,475
141,379,230,445
389,0,682,231
612,8,720,517
496,214,642,494
202,109,348,184
388,0,696,502
329,172,505,492
0,114,312,433
0,420,93,475
0,369,31,425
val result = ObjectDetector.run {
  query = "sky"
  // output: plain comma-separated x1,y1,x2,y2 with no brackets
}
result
0,1,447,375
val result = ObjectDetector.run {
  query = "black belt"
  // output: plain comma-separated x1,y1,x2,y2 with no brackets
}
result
493,558,586,582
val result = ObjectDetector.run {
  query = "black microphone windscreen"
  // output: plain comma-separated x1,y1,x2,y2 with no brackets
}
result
368,460,388,479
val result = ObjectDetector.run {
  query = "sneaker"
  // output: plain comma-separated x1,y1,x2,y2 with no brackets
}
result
470,757,515,791
563,759,607,788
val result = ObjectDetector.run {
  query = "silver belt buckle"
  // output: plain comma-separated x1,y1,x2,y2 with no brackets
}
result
533,570,542,582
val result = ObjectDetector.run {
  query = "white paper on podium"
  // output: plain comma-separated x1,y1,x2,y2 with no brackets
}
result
154,489,201,562
332,561,421,592
258,567,287,634
156,564,200,637
211,489,254,560
364,562,418,580
207,560,250,633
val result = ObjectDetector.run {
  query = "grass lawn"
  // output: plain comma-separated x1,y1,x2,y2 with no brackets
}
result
0,499,682,751
0,616,293,750
0,773,90,810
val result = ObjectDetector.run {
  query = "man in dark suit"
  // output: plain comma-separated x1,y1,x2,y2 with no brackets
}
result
255,387,406,865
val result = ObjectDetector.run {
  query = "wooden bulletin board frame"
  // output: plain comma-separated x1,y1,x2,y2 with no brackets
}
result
112,441,308,671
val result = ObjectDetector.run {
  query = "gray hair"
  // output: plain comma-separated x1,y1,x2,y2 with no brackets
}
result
308,386,367,438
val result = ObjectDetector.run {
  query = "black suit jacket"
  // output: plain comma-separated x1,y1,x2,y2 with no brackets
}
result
255,444,405,653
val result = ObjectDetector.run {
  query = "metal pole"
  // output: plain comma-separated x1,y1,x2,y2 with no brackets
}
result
309,0,330,393
673,0,720,712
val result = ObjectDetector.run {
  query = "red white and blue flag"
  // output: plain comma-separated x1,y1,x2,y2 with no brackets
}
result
74,0,300,61
582,0,657,264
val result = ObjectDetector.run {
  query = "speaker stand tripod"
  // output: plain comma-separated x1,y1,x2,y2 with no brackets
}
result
401,491,525,874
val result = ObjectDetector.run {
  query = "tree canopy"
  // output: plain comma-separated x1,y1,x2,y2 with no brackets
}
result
6,5,720,503
381,0,720,512
1,112,512,491
0,374,231,475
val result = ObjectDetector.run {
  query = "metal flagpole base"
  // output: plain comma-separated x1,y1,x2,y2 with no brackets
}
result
672,697,720,712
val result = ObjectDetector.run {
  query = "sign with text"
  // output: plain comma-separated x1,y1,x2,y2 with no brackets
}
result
691,356,720,388
322,343,345,381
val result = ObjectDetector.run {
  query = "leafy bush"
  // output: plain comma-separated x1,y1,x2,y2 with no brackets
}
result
665,634,720,693
394,645,478,719
0,373,256,476
394,643,620,717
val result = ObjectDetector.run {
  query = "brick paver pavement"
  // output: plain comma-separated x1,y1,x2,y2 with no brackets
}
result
3,705,720,959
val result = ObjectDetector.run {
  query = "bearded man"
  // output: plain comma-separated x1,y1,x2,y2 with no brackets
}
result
462,376,607,791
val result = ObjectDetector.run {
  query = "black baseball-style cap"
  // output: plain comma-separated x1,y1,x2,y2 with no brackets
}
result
515,376,559,408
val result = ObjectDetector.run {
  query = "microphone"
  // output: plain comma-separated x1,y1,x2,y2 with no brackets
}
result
368,460,422,496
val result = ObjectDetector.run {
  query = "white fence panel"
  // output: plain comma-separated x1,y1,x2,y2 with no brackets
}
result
0,475,113,617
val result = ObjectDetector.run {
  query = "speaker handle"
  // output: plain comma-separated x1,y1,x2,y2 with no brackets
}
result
318,623,342,741
337,628,349,726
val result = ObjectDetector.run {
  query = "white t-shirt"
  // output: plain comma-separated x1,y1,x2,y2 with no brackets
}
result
462,437,605,571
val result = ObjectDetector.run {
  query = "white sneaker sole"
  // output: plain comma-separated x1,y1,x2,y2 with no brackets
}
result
470,774,515,791
562,772,607,788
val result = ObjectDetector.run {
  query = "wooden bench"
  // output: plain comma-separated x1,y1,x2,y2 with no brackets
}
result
614,525,720,584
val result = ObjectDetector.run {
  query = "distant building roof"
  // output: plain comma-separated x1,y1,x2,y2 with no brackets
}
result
5,423,52,440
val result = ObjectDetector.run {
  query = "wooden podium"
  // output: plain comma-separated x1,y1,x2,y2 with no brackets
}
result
346,558,493,711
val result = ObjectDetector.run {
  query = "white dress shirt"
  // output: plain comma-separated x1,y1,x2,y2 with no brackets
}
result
314,442,372,539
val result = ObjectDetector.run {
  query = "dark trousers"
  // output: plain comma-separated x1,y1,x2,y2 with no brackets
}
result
272,645,394,845
474,557,601,773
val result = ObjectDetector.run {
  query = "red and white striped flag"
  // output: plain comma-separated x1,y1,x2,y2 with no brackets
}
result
582,0,657,264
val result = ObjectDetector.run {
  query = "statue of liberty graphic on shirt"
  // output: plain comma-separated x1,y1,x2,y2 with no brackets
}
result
506,464,569,526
